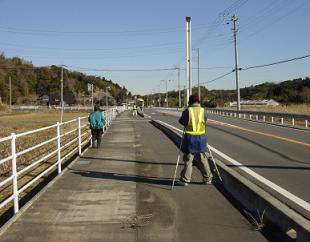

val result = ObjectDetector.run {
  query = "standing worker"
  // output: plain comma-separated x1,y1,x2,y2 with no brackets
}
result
88,104,105,148
132,104,137,117
178,94,213,186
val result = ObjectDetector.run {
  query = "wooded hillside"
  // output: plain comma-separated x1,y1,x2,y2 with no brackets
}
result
0,54,130,105
149,77,310,107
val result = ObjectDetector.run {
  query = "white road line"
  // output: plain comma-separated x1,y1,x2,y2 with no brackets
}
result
154,119,310,213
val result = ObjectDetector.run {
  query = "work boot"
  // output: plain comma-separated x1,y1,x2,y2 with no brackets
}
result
203,176,213,185
177,179,189,186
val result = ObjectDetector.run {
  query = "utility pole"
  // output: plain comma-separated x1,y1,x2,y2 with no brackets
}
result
183,85,187,107
165,80,168,108
177,67,181,108
186,16,192,105
9,76,12,112
91,84,94,110
231,14,241,111
60,66,64,123
158,85,161,107
197,48,201,101
105,86,110,110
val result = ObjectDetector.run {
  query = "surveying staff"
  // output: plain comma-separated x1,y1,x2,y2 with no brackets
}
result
132,104,137,116
178,94,213,186
88,104,105,148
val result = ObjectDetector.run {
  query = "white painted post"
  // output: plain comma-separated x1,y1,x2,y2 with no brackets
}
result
243,114,246,119
234,113,237,118
249,115,252,120
306,120,308,128
256,115,258,121
11,133,19,213
263,116,265,122
271,116,274,123
281,117,284,125
77,117,82,156
292,118,295,127
239,113,241,118
57,122,62,174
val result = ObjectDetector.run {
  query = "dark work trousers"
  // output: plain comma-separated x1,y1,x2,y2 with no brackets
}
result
91,129,103,148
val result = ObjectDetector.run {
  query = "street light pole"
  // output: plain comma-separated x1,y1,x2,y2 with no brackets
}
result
186,16,192,105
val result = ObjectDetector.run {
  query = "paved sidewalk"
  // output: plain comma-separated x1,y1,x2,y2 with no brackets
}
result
0,111,269,242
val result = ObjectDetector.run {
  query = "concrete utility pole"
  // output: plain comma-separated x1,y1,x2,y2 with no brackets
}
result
91,84,94,110
9,76,12,112
231,15,241,111
183,85,187,107
162,80,171,108
105,86,110,110
60,66,64,123
197,48,201,101
158,85,161,107
186,16,192,105
177,67,181,108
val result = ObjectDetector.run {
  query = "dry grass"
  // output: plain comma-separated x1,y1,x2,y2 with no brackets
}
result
0,110,89,138
220,104,310,115
0,111,90,219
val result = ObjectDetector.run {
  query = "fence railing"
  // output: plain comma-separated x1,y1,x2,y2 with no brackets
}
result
0,107,124,215
207,108,310,129
151,107,309,129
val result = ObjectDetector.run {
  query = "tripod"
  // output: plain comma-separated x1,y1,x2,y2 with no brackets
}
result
207,145,222,182
171,129,185,190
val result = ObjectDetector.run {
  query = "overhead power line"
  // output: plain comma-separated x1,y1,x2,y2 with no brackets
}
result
241,53,310,71
199,70,235,85
67,65,178,72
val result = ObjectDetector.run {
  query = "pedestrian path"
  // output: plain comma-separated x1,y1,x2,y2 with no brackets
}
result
0,111,269,242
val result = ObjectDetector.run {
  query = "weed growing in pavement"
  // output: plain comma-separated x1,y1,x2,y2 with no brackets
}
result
244,209,266,231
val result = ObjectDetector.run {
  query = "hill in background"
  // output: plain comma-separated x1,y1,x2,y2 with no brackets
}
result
151,77,310,108
0,54,130,106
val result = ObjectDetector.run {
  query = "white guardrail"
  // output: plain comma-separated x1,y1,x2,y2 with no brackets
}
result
153,107,310,129
0,106,124,215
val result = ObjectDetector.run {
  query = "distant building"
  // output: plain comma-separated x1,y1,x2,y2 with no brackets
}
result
47,92,76,105
228,99,279,107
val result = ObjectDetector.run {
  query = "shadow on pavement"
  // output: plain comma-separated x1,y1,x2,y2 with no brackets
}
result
81,156,177,166
69,168,172,186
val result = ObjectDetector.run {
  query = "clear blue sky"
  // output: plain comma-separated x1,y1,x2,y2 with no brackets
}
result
0,0,309,95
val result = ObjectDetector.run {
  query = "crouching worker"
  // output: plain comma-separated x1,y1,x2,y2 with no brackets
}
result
88,104,105,148
178,94,213,186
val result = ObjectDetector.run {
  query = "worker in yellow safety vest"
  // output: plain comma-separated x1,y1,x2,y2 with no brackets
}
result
132,104,137,117
177,94,213,186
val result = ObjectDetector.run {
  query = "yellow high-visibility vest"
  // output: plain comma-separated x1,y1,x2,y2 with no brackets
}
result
184,107,206,135
133,105,137,110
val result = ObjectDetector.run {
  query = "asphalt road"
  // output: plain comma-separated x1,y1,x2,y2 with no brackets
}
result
144,108,310,207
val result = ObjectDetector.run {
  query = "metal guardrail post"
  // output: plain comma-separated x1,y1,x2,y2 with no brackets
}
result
306,120,308,128
249,114,252,120
281,117,284,125
271,116,274,123
77,117,82,156
292,118,295,127
263,115,266,122
256,115,258,121
11,133,19,213
57,122,62,174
